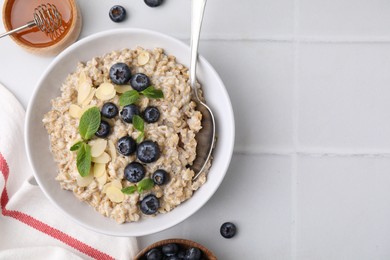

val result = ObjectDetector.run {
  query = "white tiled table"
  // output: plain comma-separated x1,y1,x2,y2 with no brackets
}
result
2,0,390,259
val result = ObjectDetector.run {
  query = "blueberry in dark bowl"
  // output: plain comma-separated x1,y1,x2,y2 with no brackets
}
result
101,102,118,118
146,248,163,260
95,120,110,138
109,63,131,85
130,73,150,92
184,247,202,260
144,0,163,7
120,104,140,123
117,136,136,156
137,140,160,163
109,5,127,23
124,162,145,183
152,169,168,186
220,222,237,239
140,194,160,215
143,106,160,123
162,243,179,257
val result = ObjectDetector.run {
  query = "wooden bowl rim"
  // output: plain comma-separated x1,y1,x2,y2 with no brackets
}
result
1,0,81,55
134,238,217,260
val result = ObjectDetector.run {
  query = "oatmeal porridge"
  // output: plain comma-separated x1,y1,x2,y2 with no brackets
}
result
42,47,211,223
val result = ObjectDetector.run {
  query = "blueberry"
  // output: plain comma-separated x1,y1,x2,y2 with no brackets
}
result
152,169,168,186
109,63,131,85
220,222,237,239
177,251,186,259
184,248,202,260
165,256,181,260
124,162,145,183
95,120,110,138
143,106,160,123
117,136,136,156
146,248,163,260
109,5,127,23
144,0,164,7
130,73,150,92
101,102,118,118
162,243,179,256
137,140,160,163
140,194,160,215
120,104,140,123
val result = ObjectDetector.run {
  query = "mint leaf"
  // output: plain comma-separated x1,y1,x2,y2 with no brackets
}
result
141,86,164,99
119,90,140,106
76,143,91,177
137,178,154,193
132,115,144,132
121,186,137,195
79,107,101,140
136,132,144,143
70,141,84,151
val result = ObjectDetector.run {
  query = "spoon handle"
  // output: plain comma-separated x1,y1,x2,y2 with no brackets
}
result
190,0,207,89
0,21,36,39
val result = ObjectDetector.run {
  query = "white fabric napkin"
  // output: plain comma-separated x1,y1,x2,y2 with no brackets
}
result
0,83,139,259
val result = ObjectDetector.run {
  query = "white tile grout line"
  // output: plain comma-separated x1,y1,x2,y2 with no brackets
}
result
291,0,300,258
176,35,390,44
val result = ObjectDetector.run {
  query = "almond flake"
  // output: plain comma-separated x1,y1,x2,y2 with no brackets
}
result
96,171,107,185
106,186,125,203
110,179,122,189
107,140,117,162
76,173,93,187
77,81,92,105
93,163,106,178
92,152,111,164
81,88,96,107
138,52,150,66
96,82,116,101
78,71,88,86
89,139,107,158
69,104,81,118
114,85,132,94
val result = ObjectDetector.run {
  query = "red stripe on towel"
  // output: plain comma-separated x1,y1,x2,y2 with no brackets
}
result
0,153,115,260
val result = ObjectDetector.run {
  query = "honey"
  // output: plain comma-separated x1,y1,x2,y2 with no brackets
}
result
8,0,73,47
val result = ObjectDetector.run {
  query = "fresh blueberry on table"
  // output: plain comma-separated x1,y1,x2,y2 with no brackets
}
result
109,63,131,85
144,0,164,7
101,102,118,118
137,140,160,163
146,248,163,260
124,162,145,183
143,106,160,123
162,243,179,256
184,247,202,260
140,194,160,215
95,120,110,138
220,222,237,239
120,104,140,123
116,136,136,156
152,169,168,185
109,5,127,23
130,73,151,92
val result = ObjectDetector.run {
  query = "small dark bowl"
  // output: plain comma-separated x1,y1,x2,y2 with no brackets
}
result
134,238,217,260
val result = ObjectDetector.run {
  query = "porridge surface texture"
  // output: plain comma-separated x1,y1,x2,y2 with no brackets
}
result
43,47,209,223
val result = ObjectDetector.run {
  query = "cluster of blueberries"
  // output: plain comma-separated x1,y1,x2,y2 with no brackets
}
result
109,0,164,23
95,63,168,215
145,243,203,260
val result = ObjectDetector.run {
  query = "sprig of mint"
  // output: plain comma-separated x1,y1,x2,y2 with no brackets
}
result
132,115,145,143
119,86,164,106
121,178,154,194
70,107,101,177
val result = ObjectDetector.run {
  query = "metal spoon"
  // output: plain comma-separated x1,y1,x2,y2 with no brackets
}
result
190,0,216,180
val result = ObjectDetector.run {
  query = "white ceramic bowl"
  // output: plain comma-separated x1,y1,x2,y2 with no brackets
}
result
25,28,235,237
